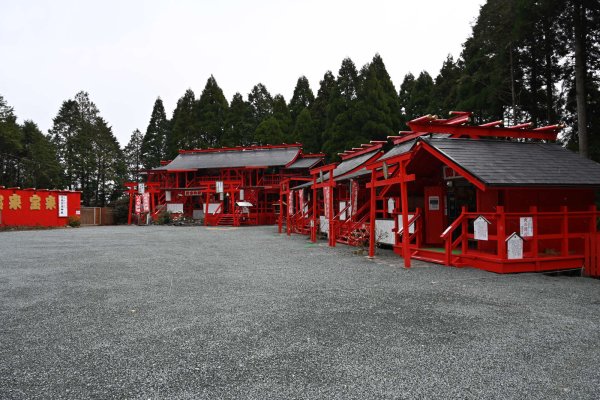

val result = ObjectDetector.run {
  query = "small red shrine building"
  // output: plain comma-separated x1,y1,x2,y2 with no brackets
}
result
133,144,323,226
284,112,600,277
0,187,81,227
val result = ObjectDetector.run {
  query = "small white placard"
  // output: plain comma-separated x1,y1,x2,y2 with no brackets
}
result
387,198,395,214
239,189,244,201
166,203,184,214
207,203,221,215
520,217,533,237
215,181,224,193
58,195,68,217
319,215,329,235
165,191,171,202
138,183,145,194
473,216,489,241
507,233,524,259
428,196,440,211
339,201,347,221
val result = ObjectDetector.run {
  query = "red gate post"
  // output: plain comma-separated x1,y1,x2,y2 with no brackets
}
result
311,176,317,243
399,160,411,268
497,206,506,259
368,170,376,258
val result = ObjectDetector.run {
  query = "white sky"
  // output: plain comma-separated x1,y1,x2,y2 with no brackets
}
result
0,0,484,145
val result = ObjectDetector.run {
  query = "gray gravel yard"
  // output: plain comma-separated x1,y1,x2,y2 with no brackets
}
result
1,225,600,399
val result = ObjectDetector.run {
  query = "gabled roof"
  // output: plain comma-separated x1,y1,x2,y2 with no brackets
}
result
325,149,380,180
154,146,301,171
286,156,324,169
422,138,600,186
334,168,371,182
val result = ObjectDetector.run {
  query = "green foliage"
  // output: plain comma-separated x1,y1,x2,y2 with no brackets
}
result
49,91,125,206
167,89,197,158
248,83,273,130
112,196,130,224
20,121,62,188
141,97,168,168
272,94,293,142
293,108,318,153
255,117,285,145
289,76,315,123
196,75,229,147
124,129,144,182
223,92,254,146
68,215,81,227
156,210,172,225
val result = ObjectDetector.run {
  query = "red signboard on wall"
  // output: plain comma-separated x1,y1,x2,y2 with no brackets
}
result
0,187,81,227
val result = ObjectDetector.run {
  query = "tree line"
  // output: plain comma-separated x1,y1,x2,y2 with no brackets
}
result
0,0,598,206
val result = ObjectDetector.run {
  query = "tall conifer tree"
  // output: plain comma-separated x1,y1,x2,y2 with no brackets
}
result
141,97,169,168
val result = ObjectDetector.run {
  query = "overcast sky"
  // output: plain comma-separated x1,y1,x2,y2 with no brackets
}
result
0,0,484,145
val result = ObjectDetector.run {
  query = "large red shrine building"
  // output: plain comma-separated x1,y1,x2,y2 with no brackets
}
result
137,144,322,226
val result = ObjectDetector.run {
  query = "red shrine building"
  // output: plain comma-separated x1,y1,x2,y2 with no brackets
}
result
128,144,323,226
283,112,600,278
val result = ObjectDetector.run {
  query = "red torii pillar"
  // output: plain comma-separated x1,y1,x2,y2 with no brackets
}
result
309,164,337,245
366,155,414,267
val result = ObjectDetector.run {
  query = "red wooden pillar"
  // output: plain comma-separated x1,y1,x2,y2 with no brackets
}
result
328,181,335,247
497,206,506,259
531,206,538,260
204,191,210,226
311,179,317,243
368,170,376,258
399,160,411,268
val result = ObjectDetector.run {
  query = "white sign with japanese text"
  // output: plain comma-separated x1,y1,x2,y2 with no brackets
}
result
520,217,533,237
58,195,68,217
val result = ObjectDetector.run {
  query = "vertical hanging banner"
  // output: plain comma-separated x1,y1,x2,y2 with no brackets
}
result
135,195,141,214
351,180,359,216
138,183,145,194
323,187,330,219
299,189,305,215
288,191,294,215
239,189,244,201
58,195,68,217
143,192,150,212
215,181,224,194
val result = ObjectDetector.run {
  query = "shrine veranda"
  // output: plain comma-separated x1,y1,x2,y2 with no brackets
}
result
1,225,599,398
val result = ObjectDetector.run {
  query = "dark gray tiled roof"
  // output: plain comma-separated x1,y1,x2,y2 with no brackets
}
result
424,138,600,186
291,181,313,190
291,150,379,189
334,168,371,182
324,150,380,180
154,146,301,171
379,140,416,161
287,157,323,169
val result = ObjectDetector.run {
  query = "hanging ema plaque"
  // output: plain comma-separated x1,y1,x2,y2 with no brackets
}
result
506,232,524,259
473,216,490,241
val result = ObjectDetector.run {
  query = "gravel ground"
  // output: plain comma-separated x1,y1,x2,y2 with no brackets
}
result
1,225,600,399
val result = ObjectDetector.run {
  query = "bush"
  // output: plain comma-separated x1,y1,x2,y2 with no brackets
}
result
157,211,172,225
68,215,81,227
111,196,130,225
